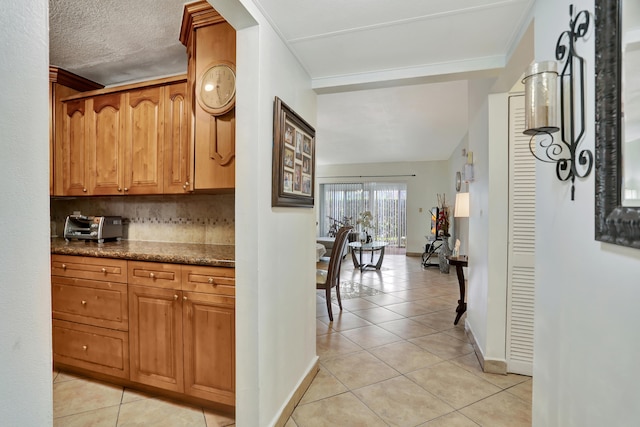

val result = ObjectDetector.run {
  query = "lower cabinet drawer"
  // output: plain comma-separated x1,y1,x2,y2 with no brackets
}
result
52,255,127,283
182,265,235,296
128,261,182,289
52,276,128,330
52,319,129,379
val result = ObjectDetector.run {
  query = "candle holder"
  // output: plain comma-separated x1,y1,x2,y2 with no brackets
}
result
522,4,593,201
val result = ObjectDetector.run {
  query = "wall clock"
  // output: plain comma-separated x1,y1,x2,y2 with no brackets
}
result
456,171,462,191
196,62,236,115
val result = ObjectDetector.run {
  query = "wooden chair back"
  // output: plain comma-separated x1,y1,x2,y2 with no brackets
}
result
323,226,352,288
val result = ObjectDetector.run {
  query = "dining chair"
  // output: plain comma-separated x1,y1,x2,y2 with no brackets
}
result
316,226,352,321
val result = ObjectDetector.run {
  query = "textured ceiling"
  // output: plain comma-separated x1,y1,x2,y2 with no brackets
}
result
48,0,534,165
49,0,188,86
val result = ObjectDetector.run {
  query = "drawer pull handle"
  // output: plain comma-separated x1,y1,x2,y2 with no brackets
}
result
81,300,87,306
101,268,107,273
149,272,155,279
82,345,88,351
208,277,215,285
62,264,67,270
174,295,178,300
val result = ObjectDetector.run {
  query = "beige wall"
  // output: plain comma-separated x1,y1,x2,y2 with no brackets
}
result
0,0,52,425
533,0,640,424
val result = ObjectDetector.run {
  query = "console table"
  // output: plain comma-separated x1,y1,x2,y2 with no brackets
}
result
446,255,468,325
348,241,388,271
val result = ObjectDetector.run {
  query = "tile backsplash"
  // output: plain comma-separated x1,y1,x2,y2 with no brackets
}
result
50,194,235,244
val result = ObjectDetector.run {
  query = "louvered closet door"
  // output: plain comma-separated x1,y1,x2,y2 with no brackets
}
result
507,94,536,375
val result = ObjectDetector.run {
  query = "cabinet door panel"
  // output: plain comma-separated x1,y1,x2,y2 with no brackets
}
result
164,82,191,193
88,94,124,195
61,99,89,195
125,87,163,194
183,291,235,405
129,285,184,392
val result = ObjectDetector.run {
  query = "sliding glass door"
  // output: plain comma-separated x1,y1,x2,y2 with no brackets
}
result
319,182,407,248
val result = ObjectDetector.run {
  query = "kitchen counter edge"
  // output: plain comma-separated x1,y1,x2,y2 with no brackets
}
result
50,238,235,268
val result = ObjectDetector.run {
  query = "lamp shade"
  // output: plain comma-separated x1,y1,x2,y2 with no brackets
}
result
454,192,469,218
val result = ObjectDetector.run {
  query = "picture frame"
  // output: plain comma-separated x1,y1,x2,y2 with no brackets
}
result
272,96,316,207
594,0,640,248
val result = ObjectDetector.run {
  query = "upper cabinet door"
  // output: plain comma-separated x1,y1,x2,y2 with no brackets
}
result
124,87,164,194
164,82,191,194
60,99,90,196
87,93,125,195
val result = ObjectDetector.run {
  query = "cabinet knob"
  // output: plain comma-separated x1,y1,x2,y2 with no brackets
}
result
208,277,215,285
81,300,87,306
183,181,190,190
124,187,128,192
149,272,155,279
61,264,67,270
101,268,107,273
117,187,122,192
174,295,178,300
82,345,88,351
183,296,187,301
82,188,87,193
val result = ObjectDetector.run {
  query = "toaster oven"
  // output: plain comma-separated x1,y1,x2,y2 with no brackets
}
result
63,215,123,243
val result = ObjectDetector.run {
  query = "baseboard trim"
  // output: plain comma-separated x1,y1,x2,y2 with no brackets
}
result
465,321,507,375
406,252,421,257
273,357,320,427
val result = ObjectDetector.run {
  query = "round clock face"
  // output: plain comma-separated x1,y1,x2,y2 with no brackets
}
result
197,63,236,114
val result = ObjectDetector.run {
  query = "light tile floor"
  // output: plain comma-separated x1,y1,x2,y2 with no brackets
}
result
53,254,532,426
288,254,532,427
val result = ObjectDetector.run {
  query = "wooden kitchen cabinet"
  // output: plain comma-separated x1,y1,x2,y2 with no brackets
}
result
164,82,191,193
60,98,91,195
128,260,235,403
129,284,184,392
124,87,164,194
52,256,235,407
51,255,129,378
50,67,103,196
181,1,236,192
57,76,189,196
60,93,126,196
87,93,126,195
183,291,235,405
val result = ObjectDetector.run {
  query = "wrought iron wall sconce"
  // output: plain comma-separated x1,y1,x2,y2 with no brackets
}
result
522,4,593,201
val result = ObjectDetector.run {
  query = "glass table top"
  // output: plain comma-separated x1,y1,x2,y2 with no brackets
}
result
348,241,388,250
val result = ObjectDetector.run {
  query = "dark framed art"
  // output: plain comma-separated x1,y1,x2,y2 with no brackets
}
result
595,0,640,248
272,97,316,207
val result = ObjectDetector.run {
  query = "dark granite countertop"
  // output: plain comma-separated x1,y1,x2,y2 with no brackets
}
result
50,238,235,268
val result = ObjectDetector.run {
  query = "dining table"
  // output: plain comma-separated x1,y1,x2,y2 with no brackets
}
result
348,241,389,271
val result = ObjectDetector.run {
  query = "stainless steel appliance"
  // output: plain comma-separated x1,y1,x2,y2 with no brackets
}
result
63,215,123,243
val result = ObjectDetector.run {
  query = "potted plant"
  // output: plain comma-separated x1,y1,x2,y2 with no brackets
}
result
356,211,375,243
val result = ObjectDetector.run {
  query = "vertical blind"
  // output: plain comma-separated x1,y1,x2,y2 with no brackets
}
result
319,182,407,247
